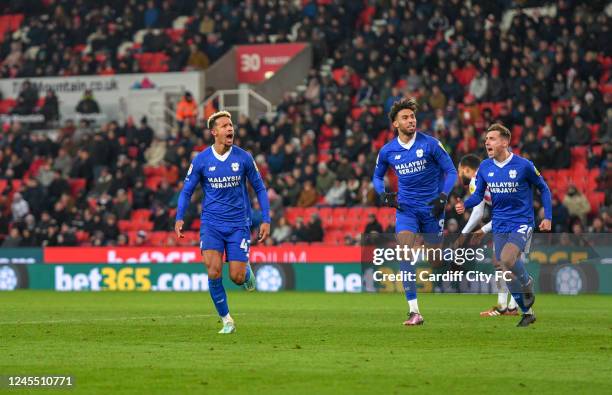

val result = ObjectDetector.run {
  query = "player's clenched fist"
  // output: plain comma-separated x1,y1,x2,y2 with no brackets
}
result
175,220,185,238
455,198,465,214
539,219,551,232
258,223,270,242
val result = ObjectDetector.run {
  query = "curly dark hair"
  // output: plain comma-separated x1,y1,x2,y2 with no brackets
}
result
388,97,418,123
459,154,482,170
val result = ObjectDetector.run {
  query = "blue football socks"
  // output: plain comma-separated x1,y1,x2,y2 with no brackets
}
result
400,260,417,301
510,258,530,287
208,277,229,317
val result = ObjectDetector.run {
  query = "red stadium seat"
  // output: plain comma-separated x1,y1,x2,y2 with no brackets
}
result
68,178,86,197
118,220,132,233
149,231,168,246
587,192,605,215
145,176,163,190
285,207,304,225
132,209,151,223
0,98,16,114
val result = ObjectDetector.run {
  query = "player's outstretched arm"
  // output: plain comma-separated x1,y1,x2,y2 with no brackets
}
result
526,162,553,232
245,155,271,241
175,159,202,238
428,139,457,217
461,200,486,234
372,151,389,196
175,220,184,239
431,139,458,197
258,223,270,242
462,169,486,210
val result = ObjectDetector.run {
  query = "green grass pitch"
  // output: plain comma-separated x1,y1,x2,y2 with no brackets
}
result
1,291,611,394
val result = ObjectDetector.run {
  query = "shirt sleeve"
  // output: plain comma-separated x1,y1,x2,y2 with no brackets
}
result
372,149,389,195
245,153,271,223
525,161,552,220
461,200,486,234
481,221,492,233
431,139,457,195
464,167,486,209
176,157,202,221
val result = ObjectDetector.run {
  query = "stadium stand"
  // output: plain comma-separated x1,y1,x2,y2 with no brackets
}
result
0,0,610,247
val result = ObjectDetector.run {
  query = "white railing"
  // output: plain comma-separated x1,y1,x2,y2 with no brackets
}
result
201,88,274,120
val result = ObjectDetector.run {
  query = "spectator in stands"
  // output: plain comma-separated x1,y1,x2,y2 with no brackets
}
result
325,179,347,206
588,217,607,233
90,167,113,197
11,192,29,221
567,116,591,146
272,217,292,244
132,178,153,209
102,214,120,244
40,88,59,124
112,189,132,220
364,213,383,234
12,80,38,115
52,147,73,178
315,162,336,196
291,217,309,242
1,227,22,247
186,42,209,70
144,0,160,28
297,180,318,207
151,206,169,231
468,70,487,102
56,223,77,246
304,213,324,242
563,185,591,226
130,117,154,156
2,41,23,71
21,178,45,217
175,91,198,130
552,196,570,233
281,174,300,206
76,89,100,114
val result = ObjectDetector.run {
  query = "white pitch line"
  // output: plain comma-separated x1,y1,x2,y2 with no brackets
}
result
0,313,242,325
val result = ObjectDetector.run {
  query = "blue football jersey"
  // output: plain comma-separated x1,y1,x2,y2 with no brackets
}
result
464,153,552,232
176,145,270,227
372,132,457,207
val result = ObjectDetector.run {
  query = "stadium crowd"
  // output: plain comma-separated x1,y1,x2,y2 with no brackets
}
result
0,0,610,247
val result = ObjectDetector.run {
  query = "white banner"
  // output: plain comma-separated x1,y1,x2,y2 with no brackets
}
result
0,71,203,124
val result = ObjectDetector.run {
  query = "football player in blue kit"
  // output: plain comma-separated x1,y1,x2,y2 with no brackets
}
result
373,98,458,325
456,123,552,327
175,111,270,334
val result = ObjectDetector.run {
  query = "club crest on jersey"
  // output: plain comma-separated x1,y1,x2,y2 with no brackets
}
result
416,149,423,158
509,169,517,179
231,162,239,172
394,154,401,160
208,166,216,171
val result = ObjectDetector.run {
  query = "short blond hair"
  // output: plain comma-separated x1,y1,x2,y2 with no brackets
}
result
207,110,232,129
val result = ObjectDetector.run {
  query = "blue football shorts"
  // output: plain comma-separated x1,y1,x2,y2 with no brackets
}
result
395,206,445,245
492,223,534,261
200,222,251,262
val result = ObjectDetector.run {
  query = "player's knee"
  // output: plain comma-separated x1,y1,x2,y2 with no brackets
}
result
230,270,245,285
207,266,222,279
499,258,514,271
